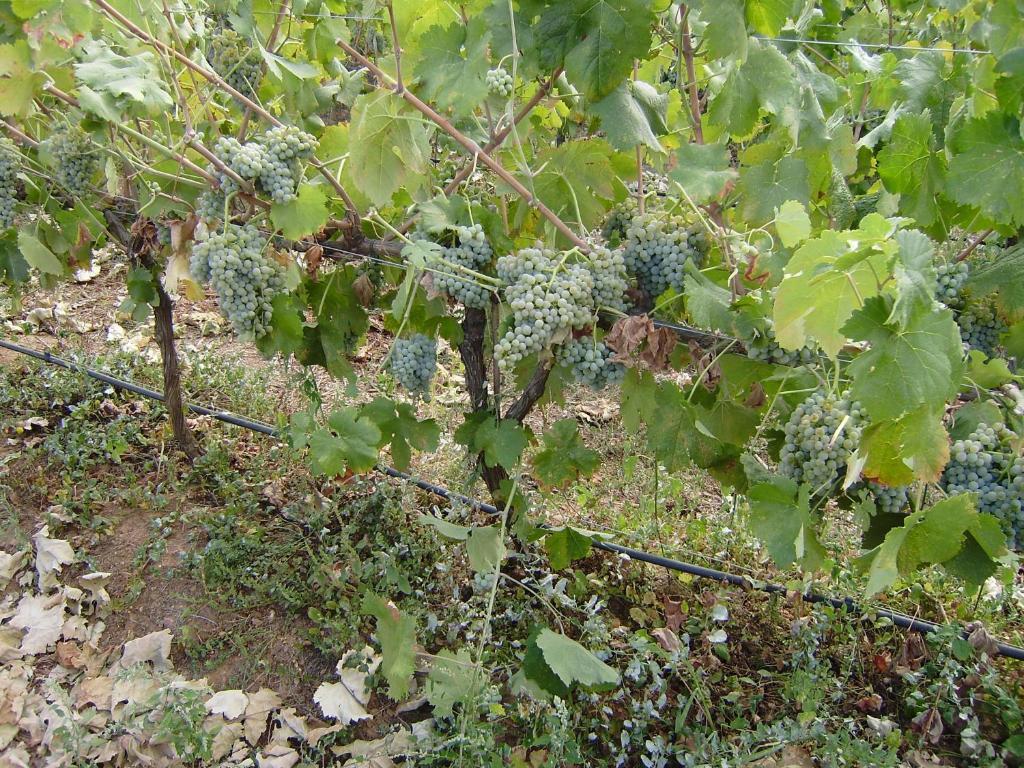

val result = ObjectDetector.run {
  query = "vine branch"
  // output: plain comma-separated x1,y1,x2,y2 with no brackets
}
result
393,67,563,238
339,39,588,250
956,229,995,262
88,0,362,223
679,5,704,145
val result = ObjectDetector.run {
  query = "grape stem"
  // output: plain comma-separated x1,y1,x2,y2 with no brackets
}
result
384,1,404,93
1,121,39,149
677,5,704,145
237,0,291,142
955,229,994,262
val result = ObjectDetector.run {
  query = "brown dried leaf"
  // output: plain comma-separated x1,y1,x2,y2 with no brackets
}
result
605,315,652,361
306,245,324,277
651,627,682,653
663,597,683,633
745,381,766,408
911,707,943,745
855,693,883,713
967,623,999,657
352,274,375,307
639,327,677,370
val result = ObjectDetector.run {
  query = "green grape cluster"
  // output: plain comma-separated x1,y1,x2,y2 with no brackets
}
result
746,335,815,367
601,198,638,242
50,127,97,197
429,224,493,309
197,127,317,218
622,213,706,297
208,27,263,101
957,302,1006,356
933,259,1006,356
390,334,438,397
780,389,865,494
935,261,969,306
190,222,287,340
0,137,21,228
941,422,1024,548
585,245,629,313
866,481,910,515
255,126,318,203
485,67,513,97
494,248,595,373
556,338,625,390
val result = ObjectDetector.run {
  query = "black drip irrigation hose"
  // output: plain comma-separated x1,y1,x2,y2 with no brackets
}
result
2,337,1022,661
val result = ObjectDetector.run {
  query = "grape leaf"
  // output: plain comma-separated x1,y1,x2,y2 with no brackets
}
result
964,350,1014,389
774,200,811,247
708,39,799,138
408,19,490,115
533,628,619,689
456,415,528,471
703,0,748,60
306,269,371,381
947,113,1024,227
17,230,63,275
362,593,417,700
877,112,946,228
532,419,599,488
306,407,381,476
643,381,740,472
774,215,896,356
669,142,737,204
528,139,616,235
360,397,440,471
748,478,829,572
271,184,329,240
74,41,173,116
964,242,1024,313
544,526,593,570
536,0,656,102
857,495,1006,596
592,79,668,152
426,649,481,718
950,400,1003,440
256,293,307,359
860,405,949,486
888,229,937,326
620,368,658,433
843,297,962,421
0,231,28,284
0,41,43,117
745,0,794,36
736,156,809,225
418,514,471,541
348,90,431,206
466,525,505,574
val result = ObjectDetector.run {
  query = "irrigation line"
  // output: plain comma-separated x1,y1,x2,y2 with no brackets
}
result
2,337,1022,661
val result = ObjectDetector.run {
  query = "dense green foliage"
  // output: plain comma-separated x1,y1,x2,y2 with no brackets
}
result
0,0,1023,758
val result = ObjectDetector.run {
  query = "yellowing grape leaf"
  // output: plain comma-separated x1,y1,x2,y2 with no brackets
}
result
773,214,897,357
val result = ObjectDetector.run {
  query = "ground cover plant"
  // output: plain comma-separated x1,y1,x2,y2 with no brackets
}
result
0,0,1023,764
